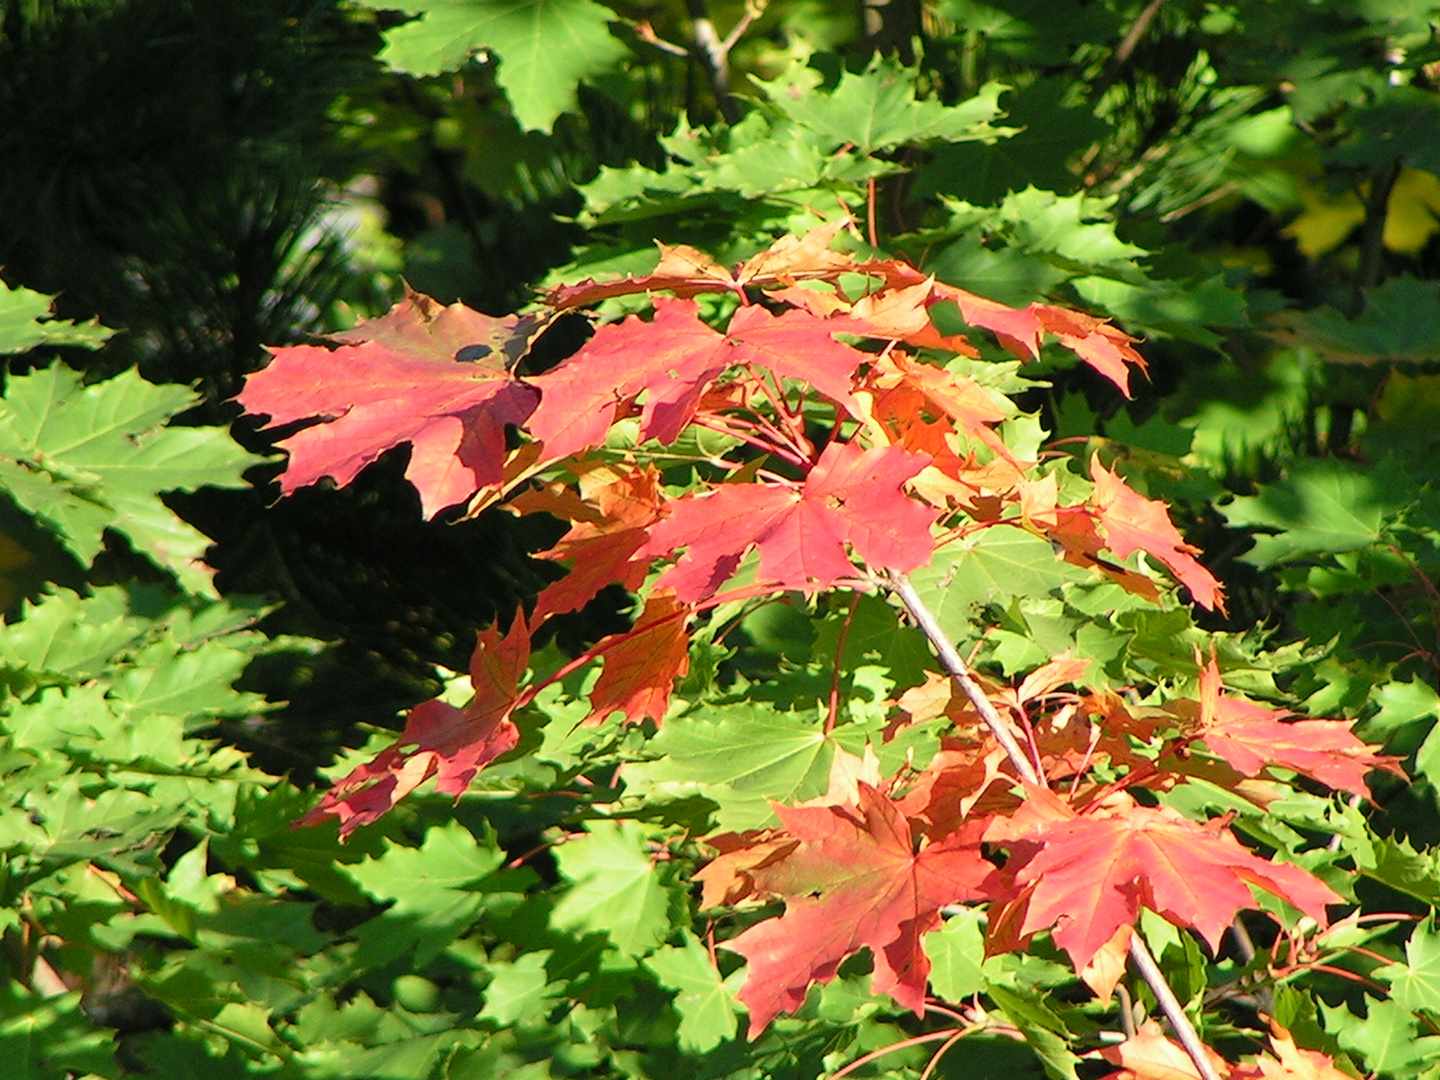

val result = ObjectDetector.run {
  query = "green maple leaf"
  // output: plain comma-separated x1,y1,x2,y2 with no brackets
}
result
645,930,741,1052
1380,917,1440,1014
1323,997,1440,1076
0,280,113,354
621,703,837,831
344,820,509,966
923,908,988,1002
551,819,679,956
756,54,1013,155
1221,457,1409,566
479,951,562,1025
0,366,263,596
909,528,1089,644
357,0,628,131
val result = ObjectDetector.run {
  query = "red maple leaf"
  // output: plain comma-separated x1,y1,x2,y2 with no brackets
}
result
525,299,874,463
1034,303,1148,398
703,782,997,1038
238,294,539,518
646,441,936,603
329,288,543,367
300,614,530,836
526,299,734,462
1191,655,1399,796
721,304,873,416
990,793,1339,971
1090,458,1224,611
585,590,691,726
861,263,1148,396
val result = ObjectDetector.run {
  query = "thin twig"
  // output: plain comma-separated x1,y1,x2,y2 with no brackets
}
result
1116,982,1137,1039
867,177,880,247
1351,159,1402,317
828,1029,970,1080
887,572,1041,786
827,594,861,734
1128,935,1223,1080
685,0,742,123
1229,916,1256,963
721,0,763,53
1158,181,1239,223
633,20,690,58
1090,0,1170,103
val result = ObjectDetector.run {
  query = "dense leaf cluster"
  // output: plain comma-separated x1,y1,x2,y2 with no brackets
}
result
9,2,1440,1079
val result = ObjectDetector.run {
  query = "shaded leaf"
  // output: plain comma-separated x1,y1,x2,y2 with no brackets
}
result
301,614,529,834
359,0,627,131
1221,458,1407,566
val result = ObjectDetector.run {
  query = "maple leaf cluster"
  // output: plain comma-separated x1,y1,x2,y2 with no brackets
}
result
238,225,1223,833
239,224,1394,1068
1101,1021,1354,1080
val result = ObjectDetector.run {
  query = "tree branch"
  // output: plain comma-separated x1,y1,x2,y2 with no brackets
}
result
1090,0,1170,103
685,0,742,124
890,569,1220,1080
887,572,1042,786
1351,158,1402,317
1128,934,1223,1080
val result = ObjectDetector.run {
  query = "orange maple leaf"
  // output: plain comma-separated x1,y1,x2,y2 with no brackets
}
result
1091,458,1224,611
546,220,858,310
514,461,665,622
584,590,691,726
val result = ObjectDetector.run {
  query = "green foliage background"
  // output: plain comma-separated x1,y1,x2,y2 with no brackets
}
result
7,0,1440,1076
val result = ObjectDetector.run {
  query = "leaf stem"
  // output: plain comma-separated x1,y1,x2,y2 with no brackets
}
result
747,367,814,458
886,571,1041,786
1351,159,1402,317
828,1028,972,1080
1127,934,1222,1080
691,413,810,470
826,593,860,734
918,1027,972,1080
